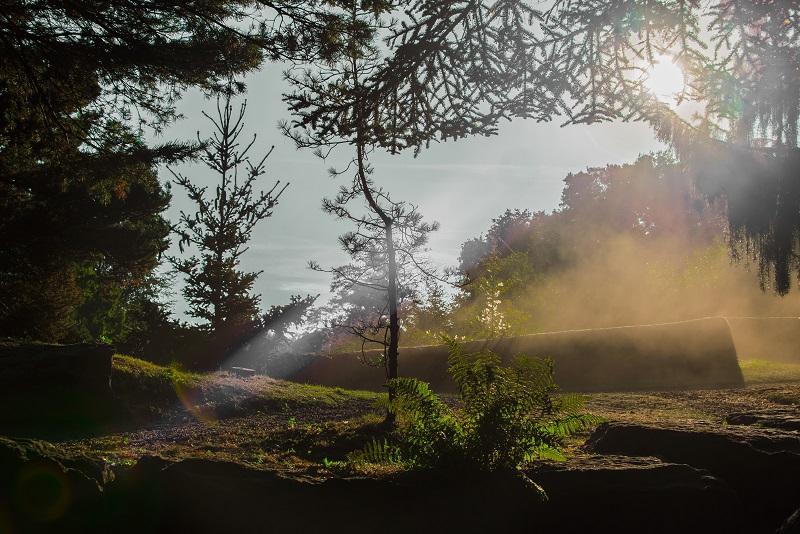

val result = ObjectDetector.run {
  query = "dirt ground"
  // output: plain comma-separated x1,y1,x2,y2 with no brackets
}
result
64,373,800,475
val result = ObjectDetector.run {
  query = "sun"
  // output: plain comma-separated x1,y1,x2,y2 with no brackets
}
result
643,54,685,104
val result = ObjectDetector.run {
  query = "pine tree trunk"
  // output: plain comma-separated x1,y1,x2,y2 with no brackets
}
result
385,220,399,424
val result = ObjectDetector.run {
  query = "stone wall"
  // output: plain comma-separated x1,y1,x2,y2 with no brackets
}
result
290,317,744,392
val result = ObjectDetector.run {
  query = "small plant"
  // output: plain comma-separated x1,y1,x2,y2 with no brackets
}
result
347,438,401,467
352,337,603,496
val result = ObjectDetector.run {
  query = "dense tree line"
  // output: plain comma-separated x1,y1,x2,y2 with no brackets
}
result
0,1,357,359
459,154,724,283
395,155,734,338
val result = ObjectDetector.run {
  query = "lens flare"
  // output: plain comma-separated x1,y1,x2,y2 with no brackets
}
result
171,362,218,424
15,462,72,523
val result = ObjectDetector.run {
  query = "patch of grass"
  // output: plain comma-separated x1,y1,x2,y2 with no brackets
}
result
113,354,208,390
75,412,393,474
739,359,800,385
111,355,213,425
256,382,378,407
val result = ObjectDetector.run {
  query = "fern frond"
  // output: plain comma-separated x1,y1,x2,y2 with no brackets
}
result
512,354,556,393
525,443,567,462
546,413,607,437
387,377,447,419
347,437,401,466
557,393,589,415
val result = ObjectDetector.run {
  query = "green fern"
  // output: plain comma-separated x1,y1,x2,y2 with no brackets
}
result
349,338,605,491
346,438,400,466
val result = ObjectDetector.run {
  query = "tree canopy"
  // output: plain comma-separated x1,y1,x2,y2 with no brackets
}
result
0,1,376,142
0,1,367,342
301,0,800,294
0,79,171,340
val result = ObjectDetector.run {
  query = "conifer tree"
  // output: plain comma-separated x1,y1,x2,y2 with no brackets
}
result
170,86,287,351
285,1,440,410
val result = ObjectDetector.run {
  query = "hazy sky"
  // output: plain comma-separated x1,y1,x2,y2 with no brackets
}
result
158,63,667,317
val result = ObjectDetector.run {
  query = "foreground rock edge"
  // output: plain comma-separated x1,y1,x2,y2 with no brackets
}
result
0,429,787,534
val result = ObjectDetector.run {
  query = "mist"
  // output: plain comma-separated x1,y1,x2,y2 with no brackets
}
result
440,155,800,363
527,235,800,334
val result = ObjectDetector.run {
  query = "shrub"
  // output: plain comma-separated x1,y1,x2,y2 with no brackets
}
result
350,337,603,495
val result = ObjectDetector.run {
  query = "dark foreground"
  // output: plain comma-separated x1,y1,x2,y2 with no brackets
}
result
2,380,800,533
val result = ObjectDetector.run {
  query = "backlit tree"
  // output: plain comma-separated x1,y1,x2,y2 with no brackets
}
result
170,86,287,356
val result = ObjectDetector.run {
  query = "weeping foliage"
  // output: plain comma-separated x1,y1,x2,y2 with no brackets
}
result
354,338,603,494
692,147,800,295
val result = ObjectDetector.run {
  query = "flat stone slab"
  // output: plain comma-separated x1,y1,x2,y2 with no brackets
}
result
585,421,800,532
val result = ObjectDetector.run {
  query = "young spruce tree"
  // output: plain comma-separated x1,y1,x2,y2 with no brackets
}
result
170,84,287,359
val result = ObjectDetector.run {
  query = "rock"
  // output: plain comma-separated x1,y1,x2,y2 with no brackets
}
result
726,409,800,432
101,454,741,533
0,341,121,434
776,507,800,533
0,436,109,533
585,421,800,532
532,455,741,533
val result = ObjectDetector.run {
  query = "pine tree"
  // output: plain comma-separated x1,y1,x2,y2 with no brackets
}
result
169,86,287,357
285,2,441,416
0,81,171,341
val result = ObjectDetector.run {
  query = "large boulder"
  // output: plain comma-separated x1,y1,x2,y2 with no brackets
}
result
0,341,120,433
532,455,741,533
585,421,800,532
290,317,744,392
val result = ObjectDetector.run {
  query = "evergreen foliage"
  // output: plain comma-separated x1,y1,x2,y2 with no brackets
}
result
310,187,439,357
0,1,367,144
0,86,171,341
285,1,442,409
169,86,287,349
